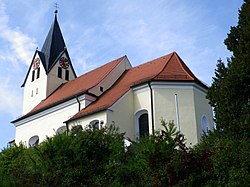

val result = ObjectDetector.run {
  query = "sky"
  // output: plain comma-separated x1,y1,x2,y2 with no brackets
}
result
0,0,243,150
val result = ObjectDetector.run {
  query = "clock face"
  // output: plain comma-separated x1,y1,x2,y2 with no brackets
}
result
33,58,40,69
59,57,69,69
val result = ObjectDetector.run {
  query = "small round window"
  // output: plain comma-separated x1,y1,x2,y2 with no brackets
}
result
56,126,67,134
28,135,39,147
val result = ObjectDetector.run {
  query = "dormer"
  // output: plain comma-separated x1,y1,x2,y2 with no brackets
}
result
89,56,132,96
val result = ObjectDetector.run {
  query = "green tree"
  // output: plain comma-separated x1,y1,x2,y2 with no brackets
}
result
207,0,250,137
0,144,37,187
118,120,188,187
32,124,125,186
193,132,250,186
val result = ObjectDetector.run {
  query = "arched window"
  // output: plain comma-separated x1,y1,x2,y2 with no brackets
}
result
56,126,67,134
201,115,210,134
71,125,83,136
89,120,100,130
139,113,149,137
28,135,39,147
135,110,149,138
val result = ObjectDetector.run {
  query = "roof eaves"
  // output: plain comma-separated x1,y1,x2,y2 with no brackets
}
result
21,50,38,87
172,52,208,88
64,49,77,78
12,87,98,123
172,52,196,80
37,51,46,71
66,108,108,124
66,69,130,123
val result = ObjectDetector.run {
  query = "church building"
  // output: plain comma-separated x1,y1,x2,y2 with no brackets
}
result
12,12,213,147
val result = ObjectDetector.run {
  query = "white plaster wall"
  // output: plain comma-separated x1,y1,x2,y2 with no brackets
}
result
22,54,47,114
22,53,76,115
89,57,131,96
46,53,76,96
153,85,198,145
79,94,96,110
193,88,213,141
108,91,134,139
133,85,153,135
15,100,79,147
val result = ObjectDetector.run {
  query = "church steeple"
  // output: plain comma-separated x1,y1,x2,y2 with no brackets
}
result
41,13,66,72
21,11,76,115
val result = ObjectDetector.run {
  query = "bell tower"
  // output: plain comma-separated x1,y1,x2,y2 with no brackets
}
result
21,11,77,115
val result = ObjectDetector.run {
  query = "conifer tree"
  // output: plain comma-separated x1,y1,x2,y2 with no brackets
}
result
207,0,250,137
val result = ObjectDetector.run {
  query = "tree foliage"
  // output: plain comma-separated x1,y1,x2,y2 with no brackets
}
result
1,120,249,186
1,1,249,186
207,0,250,137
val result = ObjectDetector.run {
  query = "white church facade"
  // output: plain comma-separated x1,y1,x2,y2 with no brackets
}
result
12,13,213,147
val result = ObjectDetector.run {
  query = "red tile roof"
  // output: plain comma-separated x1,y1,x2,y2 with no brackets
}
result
153,52,195,81
13,52,206,123
13,56,126,121
68,52,206,121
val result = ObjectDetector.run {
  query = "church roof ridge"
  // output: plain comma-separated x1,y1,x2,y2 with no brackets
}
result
68,52,207,121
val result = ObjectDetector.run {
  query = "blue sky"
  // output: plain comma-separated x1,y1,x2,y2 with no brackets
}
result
0,0,243,150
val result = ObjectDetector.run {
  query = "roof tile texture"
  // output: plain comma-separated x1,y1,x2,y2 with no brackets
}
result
69,52,199,121
18,52,204,123
27,56,126,115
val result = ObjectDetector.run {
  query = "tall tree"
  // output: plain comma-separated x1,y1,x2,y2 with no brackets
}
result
207,0,250,137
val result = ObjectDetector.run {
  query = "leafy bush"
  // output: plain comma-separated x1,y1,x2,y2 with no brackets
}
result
0,121,249,186
0,144,38,187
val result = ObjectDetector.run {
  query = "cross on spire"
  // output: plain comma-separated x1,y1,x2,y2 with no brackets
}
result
54,2,59,14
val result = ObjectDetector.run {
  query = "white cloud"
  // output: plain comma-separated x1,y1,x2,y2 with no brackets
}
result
0,1,8,25
0,0,34,117
96,1,222,84
1,29,36,65
0,77,22,117
97,1,203,62
0,0,36,66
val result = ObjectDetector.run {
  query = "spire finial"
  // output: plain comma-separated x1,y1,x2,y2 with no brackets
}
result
54,2,59,14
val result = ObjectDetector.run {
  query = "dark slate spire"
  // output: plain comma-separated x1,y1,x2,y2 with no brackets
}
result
41,13,66,72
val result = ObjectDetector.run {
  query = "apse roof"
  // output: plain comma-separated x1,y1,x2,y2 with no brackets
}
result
68,52,207,121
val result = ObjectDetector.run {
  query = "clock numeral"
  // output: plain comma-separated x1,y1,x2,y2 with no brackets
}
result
59,57,69,69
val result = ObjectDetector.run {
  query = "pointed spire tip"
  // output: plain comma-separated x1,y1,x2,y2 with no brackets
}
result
54,2,59,14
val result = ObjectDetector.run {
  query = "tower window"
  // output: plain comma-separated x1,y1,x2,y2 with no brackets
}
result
36,67,40,79
100,86,104,92
58,67,62,78
36,88,38,95
31,90,33,97
31,70,35,82
65,70,69,81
